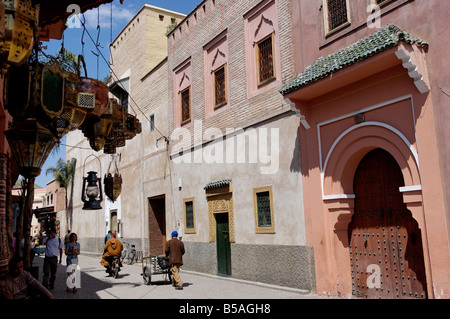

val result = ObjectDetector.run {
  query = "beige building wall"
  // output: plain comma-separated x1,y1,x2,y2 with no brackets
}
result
66,5,185,253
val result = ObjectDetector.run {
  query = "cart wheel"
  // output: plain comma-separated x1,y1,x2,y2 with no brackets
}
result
143,266,151,285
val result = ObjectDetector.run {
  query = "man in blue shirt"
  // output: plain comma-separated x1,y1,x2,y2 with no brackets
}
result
42,228,64,290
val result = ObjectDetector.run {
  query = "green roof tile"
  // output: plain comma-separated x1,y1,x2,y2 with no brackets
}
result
280,25,428,95
204,179,232,190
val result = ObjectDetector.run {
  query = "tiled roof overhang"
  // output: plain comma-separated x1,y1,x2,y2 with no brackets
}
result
204,179,232,190
279,25,428,96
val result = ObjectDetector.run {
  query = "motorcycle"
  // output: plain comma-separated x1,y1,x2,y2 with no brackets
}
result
106,256,121,278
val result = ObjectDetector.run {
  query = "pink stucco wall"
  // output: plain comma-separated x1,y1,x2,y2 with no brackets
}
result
287,0,450,298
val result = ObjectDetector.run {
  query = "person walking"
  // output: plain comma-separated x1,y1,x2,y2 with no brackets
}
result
165,230,185,290
65,233,80,292
104,230,112,244
42,228,64,290
65,233,80,266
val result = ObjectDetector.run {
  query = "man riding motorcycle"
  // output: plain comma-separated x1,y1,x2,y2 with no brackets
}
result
100,233,123,271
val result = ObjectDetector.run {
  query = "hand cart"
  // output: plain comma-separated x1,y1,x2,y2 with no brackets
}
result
141,255,172,285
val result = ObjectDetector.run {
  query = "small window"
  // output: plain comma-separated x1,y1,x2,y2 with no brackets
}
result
214,64,227,109
184,198,195,233
257,34,275,85
149,114,155,132
253,187,275,233
159,15,164,21
324,0,351,34
180,87,191,125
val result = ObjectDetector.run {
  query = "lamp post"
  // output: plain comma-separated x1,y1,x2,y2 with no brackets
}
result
5,118,58,268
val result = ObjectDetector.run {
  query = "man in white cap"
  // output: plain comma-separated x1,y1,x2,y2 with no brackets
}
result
165,231,185,290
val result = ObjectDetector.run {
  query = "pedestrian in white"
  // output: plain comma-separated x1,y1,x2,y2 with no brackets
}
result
42,228,64,290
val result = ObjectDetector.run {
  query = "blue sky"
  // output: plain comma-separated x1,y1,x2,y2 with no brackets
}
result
37,0,201,188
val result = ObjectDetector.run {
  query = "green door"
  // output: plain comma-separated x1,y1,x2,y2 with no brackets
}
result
216,213,231,276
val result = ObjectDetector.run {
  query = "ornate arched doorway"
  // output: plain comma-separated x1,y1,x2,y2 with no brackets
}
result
348,148,427,299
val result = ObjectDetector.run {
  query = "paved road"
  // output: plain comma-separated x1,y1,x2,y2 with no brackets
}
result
31,253,332,300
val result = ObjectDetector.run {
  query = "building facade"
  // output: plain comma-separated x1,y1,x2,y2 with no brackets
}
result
280,0,450,298
166,0,314,290
66,5,186,253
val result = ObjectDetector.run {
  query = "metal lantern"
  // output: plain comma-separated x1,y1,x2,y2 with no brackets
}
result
77,55,109,118
81,171,103,210
5,119,58,178
81,116,113,152
104,172,122,202
39,62,65,124
0,0,38,67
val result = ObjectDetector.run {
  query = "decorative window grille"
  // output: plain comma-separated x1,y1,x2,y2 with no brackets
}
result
257,34,274,84
184,198,195,233
180,87,191,124
327,0,349,32
78,92,95,109
256,191,272,228
185,200,194,230
214,65,226,108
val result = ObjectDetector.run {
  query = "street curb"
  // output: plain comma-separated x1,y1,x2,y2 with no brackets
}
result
178,269,313,296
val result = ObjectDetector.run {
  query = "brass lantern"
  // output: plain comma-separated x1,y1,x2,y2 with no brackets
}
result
104,172,122,202
81,171,103,210
0,0,38,67
5,119,58,178
77,55,109,118
80,116,113,152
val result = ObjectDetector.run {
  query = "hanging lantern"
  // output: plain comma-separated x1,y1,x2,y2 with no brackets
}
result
4,48,66,128
77,55,109,118
0,0,38,67
5,119,58,178
81,171,103,210
104,154,122,202
80,116,113,152
124,113,142,140
104,173,122,202
39,62,65,123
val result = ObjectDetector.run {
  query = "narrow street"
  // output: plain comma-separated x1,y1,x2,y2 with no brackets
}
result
31,253,332,300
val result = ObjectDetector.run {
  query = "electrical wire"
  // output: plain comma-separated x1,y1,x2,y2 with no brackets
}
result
75,13,169,143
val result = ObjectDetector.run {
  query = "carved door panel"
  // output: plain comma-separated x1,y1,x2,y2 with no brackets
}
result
349,148,427,299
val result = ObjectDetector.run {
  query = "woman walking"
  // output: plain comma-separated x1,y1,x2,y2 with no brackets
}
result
65,233,80,292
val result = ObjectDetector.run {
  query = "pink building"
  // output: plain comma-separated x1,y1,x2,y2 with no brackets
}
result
281,0,450,298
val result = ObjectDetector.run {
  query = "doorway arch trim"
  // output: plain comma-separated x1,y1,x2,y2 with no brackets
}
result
321,121,419,200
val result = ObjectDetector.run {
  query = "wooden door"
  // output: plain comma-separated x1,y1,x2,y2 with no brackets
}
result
348,148,427,299
216,213,231,276
148,196,166,255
